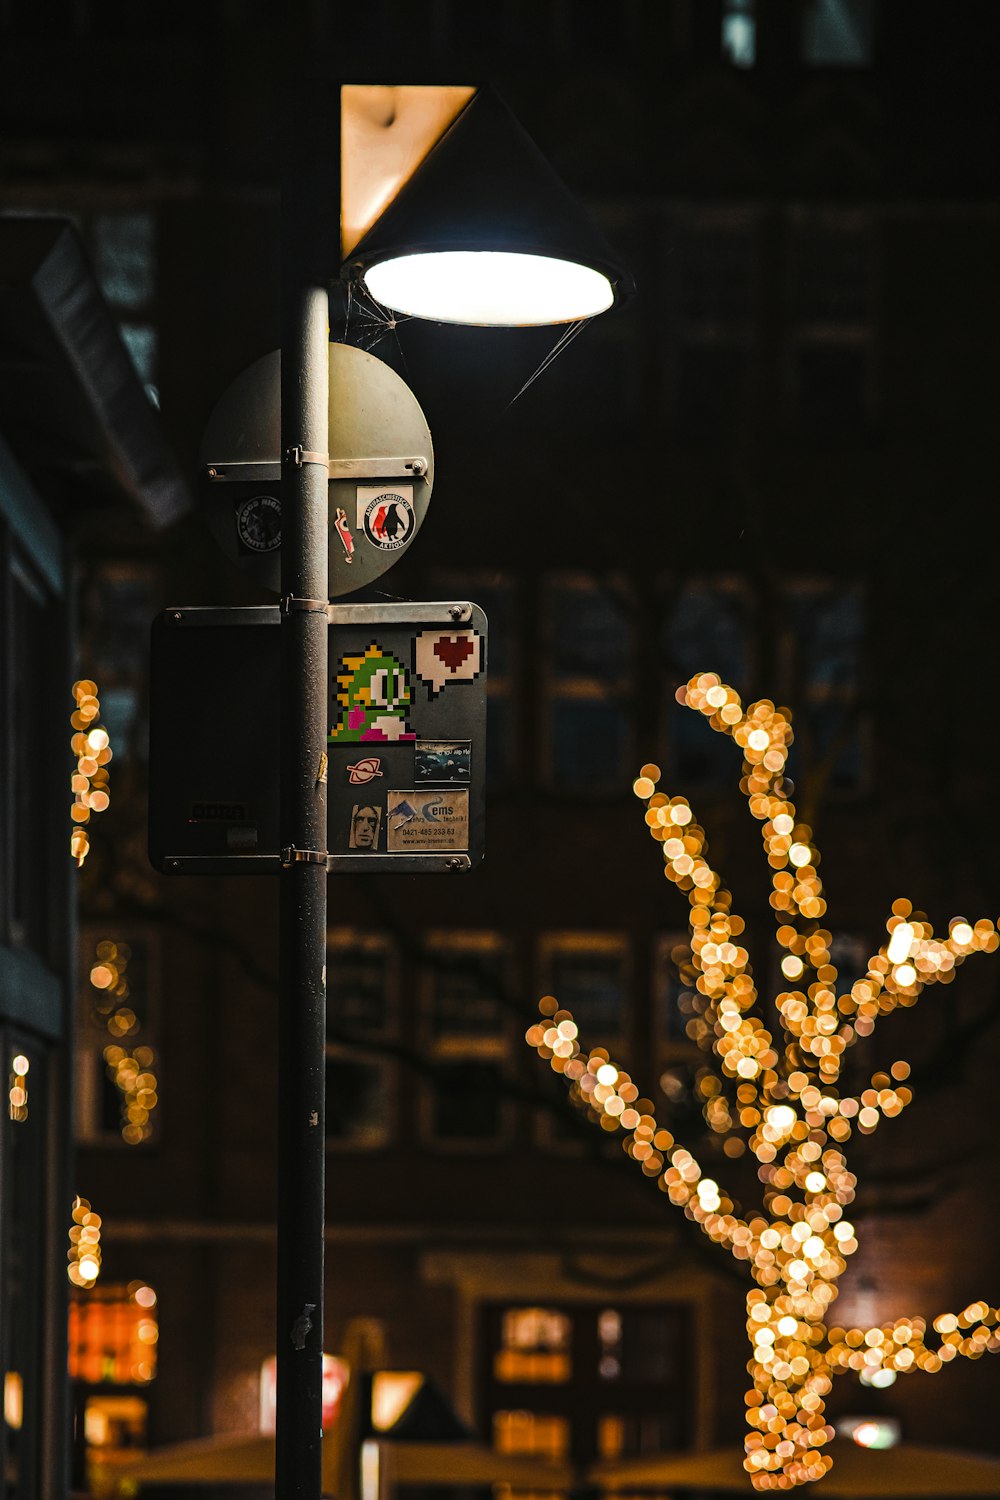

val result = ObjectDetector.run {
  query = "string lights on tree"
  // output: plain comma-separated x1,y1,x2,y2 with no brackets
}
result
88,940,159,1144
69,679,113,865
526,672,1000,1490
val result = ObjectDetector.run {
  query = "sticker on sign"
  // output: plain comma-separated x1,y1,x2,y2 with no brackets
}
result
386,790,469,851
414,628,483,698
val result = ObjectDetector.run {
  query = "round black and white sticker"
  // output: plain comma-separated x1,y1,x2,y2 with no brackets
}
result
235,493,282,553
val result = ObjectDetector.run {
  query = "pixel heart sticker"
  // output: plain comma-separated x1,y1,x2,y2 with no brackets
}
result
414,629,483,697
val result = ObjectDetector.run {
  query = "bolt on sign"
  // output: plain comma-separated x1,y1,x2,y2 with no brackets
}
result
147,602,486,875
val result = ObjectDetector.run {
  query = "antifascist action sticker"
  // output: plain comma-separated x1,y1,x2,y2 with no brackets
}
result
357,486,415,551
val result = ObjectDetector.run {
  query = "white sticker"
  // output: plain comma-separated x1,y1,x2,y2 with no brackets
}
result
356,486,415,551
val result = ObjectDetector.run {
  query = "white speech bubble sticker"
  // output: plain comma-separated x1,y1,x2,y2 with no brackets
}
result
415,629,482,697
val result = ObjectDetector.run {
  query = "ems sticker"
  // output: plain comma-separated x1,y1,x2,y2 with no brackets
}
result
357,485,415,551
415,741,471,783
386,790,469,852
414,629,483,697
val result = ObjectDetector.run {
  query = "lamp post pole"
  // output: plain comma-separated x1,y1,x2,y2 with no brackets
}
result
276,88,335,1498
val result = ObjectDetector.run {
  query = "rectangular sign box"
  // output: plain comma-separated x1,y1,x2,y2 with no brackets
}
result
148,601,486,875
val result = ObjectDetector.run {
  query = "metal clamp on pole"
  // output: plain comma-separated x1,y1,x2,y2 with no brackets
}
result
285,445,329,468
280,596,329,615
280,846,329,868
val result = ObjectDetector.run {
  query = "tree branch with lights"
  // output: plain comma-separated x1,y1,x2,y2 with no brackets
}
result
527,672,1000,1490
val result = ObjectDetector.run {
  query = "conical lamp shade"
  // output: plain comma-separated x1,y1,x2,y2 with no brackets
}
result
342,87,634,327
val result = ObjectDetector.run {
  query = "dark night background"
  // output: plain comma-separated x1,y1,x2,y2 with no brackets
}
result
1,1,1000,1494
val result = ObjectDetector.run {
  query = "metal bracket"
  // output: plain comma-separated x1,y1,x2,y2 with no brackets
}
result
203,455,428,483
285,446,329,468
280,846,329,867
280,596,328,615
327,456,427,479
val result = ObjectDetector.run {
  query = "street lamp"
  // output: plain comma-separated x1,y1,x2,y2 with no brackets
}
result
277,83,629,1499
342,87,631,325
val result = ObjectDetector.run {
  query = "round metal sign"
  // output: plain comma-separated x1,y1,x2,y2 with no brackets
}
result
199,342,434,598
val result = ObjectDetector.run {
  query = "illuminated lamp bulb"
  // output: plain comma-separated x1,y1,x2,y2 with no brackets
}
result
365,251,613,326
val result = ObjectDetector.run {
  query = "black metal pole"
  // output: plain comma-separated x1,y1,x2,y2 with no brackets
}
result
277,81,334,1499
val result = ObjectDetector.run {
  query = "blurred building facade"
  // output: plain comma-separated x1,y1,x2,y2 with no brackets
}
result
2,0,1000,1491
0,218,188,1491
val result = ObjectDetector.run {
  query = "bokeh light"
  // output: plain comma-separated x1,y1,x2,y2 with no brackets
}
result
526,673,1000,1490
69,680,113,865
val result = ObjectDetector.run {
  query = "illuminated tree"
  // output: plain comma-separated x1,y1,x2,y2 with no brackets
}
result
527,672,1000,1490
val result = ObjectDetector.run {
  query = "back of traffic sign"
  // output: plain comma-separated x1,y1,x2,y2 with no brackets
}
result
198,343,434,598
148,601,486,875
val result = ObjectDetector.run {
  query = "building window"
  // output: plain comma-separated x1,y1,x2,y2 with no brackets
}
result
75,930,161,1147
785,212,876,436
653,934,697,1053
326,930,397,1149
780,579,866,795
6,549,55,954
482,1302,692,1464
68,1283,157,1491
1,1030,47,1495
68,1284,158,1386
721,0,756,67
670,211,758,441
801,0,874,66
539,933,629,1047
419,931,513,1148
536,934,630,1149
80,563,157,767
662,578,752,789
542,575,633,794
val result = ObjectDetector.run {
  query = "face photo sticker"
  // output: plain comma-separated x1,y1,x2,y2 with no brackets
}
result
349,803,382,851
329,642,416,744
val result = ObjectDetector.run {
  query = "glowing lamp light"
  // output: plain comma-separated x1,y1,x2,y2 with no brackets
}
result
837,1415,900,1448
363,250,614,327
343,86,632,330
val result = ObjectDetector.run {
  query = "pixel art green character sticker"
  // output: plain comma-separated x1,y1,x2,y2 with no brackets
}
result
329,642,416,744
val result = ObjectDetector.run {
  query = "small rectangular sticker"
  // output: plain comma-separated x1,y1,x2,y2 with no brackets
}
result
415,740,472,783
386,790,469,852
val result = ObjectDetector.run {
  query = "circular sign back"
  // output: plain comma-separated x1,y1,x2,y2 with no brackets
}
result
199,342,434,598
